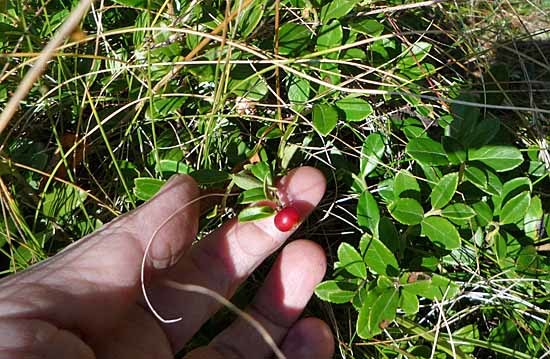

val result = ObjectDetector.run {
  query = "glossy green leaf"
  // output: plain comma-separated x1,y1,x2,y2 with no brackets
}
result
361,235,399,276
357,287,399,339
190,169,230,185
133,178,165,201
467,117,500,148
441,203,476,220
394,170,421,200
42,184,88,218
430,172,458,208
148,96,186,118
235,1,264,38
232,173,262,191
400,290,419,315
472,200,493,227
335,96,373,122
320,0,360,22
389,198,424,225
312,104,339,136
237,188,267,204
524,196,543,240
406,137,448,166
357,190,380,233
378,217,400,253
453,324,480,354
360,132,385,177
402,273,460,300
248,162,272,185
317,20,343,51
156,159,189,174
279,23,311,55
397,42,432,68
500,191,531,225
287,75,310,107
350,19,384,36
238,205,275,222
468,145,523,172
315,280,358,304
337,242,366,278
442,136,467,165
493,177,531,214
421,216,461,250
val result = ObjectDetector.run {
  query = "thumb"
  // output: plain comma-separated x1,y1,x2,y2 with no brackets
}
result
0,174,199,338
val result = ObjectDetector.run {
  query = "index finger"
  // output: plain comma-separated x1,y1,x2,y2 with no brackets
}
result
147,166,326,350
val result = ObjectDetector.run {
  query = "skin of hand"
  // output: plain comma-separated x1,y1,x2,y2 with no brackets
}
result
0,167,334,359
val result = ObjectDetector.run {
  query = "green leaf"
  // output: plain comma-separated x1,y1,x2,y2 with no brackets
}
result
156,159,189,174
524,196,543,240
397,42,432,68
360,132,385,177
452,324,480,354
335,96,373,122
312,104,339,136
467,117,500,148
148,96,186,118
394,170,420,200
378,217,400,253
238,205,275,222
190,169,230,185
337,242,366,278
442,136,467,165
287,75,310,108
357,287,399,339
402,273,460,300
421,216,461,250
232,173,262,190
500,191,531,225
315,280,358,304
468,145,523,172
400,290,419,315
361,235,399,277
112,0,147,7
430,172,459,209
238,188,267,204
320,0,361,23
235,1,264,38
449,95,480,143
389,198,424,225
464,165,502,196
441,204,476,220
229,66,268,100
350,19,384,36
248,162,272,185
406,137,448,166
357,191,380,234
279,23,311,56
133,178,165,201
472,200,493,227
317,20,343,51
42,184,88,218
493,177,531,214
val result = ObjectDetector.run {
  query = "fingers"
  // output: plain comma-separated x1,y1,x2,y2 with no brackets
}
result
0,319,95,359
149,167,326,348
0,174,199,338
280,318,335,359
183,240,333,359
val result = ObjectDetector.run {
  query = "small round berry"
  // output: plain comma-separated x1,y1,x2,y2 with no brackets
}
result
274,206,301,232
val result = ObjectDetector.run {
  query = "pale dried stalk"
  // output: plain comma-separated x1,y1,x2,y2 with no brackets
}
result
0,0,94,135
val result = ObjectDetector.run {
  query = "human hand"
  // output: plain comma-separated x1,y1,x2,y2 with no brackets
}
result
0,167,334,358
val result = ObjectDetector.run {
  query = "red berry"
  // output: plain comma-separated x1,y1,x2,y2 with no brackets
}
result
274,206,301,232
